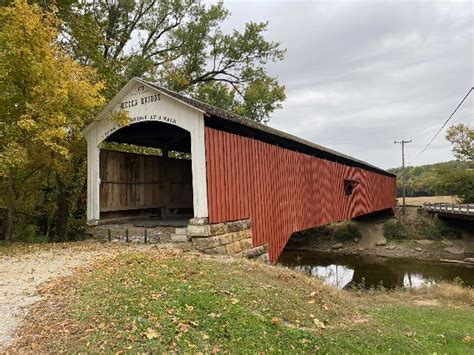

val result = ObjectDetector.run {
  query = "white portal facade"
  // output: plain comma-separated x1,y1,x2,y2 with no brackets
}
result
83,78,208,224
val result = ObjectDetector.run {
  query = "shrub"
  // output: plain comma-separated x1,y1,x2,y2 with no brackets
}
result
418,219,461,240
383,219,410,240
333,222,361,242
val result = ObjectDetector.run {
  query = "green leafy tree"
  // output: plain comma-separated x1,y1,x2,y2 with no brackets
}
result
421,124,474,203
446,123,474,161
0,1,104,241
387,160,471,198
32,0,286,123
427,165,474,203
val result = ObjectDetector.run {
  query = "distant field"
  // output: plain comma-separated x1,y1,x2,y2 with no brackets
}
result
397,196,457,207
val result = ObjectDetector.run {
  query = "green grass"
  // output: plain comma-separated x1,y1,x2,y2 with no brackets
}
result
13,251,474,353
66,254,345,353
321,305,473,353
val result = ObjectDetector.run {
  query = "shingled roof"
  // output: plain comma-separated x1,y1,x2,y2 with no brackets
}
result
137,78,394,177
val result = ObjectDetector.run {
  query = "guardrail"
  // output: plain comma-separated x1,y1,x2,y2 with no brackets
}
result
422,202,474,216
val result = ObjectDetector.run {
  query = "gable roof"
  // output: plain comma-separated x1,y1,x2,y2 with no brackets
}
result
85,77,394,177
137,79,395,178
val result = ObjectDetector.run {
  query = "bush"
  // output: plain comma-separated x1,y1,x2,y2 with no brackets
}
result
417,219,461,240
333,222,361,242
296,225,333,239
383,219,410,240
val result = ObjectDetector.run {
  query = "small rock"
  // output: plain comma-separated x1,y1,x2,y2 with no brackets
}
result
464,258,474,264
353,238,360,243
332,243,343,250
415,247,423,252
376,239,387,247
441,240,454,246
385,245,396,250
358,247,365,252
444,246,464,255
170,234,189,242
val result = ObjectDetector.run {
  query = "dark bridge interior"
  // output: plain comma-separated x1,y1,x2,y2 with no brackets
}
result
106,121,191,153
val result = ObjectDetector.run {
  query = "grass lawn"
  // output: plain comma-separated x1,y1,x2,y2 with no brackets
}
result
10,249,474,353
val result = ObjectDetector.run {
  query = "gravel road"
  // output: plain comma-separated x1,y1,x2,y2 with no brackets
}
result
0,244,110,350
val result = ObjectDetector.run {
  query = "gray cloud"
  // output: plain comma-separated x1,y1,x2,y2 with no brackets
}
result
217,0,473,169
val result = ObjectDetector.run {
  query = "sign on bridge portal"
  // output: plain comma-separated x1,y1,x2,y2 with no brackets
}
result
129,114,177,125
120,92,161,109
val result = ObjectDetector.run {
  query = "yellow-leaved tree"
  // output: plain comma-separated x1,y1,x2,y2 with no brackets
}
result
0,1,105,241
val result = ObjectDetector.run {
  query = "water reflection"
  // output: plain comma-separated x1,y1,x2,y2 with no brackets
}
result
278,251,473,289
294,265,354,289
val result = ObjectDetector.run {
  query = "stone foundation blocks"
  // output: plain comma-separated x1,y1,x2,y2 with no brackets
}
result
170,234,189,242
91,217,268,262
187,224,212,237
188,217,209,226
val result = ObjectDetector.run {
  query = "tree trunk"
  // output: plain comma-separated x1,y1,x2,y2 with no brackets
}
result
55,174,70,242
4,170,14,241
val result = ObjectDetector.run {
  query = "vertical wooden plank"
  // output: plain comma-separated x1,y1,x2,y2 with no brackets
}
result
229,133,237,221
204,128,213,222
236,135,244,219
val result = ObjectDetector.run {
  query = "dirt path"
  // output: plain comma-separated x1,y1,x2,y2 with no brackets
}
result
0,242,121,350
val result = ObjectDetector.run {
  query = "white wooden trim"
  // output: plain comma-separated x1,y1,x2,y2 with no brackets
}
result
83,78,205,136
84,80,208,223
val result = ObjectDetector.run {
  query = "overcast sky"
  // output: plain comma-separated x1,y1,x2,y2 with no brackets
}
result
214,0,473,169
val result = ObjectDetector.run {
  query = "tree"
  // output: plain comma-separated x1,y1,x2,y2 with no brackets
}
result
446,123,474,161
427,165,474,203
0,1,104,240
422,124,474,203
33,0,286,123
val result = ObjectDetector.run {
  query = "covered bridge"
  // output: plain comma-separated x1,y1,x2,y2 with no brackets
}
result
84,78,397,262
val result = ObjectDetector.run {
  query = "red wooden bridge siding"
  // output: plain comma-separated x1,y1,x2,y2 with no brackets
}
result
205,127,397,262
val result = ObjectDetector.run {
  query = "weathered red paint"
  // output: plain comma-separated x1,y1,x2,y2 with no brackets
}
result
204,127,397,263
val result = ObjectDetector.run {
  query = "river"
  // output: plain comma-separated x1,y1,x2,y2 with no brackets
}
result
278,250,474,289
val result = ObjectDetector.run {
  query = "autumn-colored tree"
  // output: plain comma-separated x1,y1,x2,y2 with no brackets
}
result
0,1,104,240
446,123,474,161
30,0,286,123
424,124,474,203
427,165,474,203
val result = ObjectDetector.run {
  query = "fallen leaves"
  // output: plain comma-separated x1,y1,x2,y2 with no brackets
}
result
307,291,318,304
142,328,159,340
313,319,326,329
404,331,415,337
177,322,190,333
349,314,368,324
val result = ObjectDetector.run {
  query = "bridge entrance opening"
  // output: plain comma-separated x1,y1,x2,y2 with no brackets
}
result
98,121,193,222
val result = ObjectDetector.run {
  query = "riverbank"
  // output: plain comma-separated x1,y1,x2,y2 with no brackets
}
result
5,245,474,353
285,208,474,262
